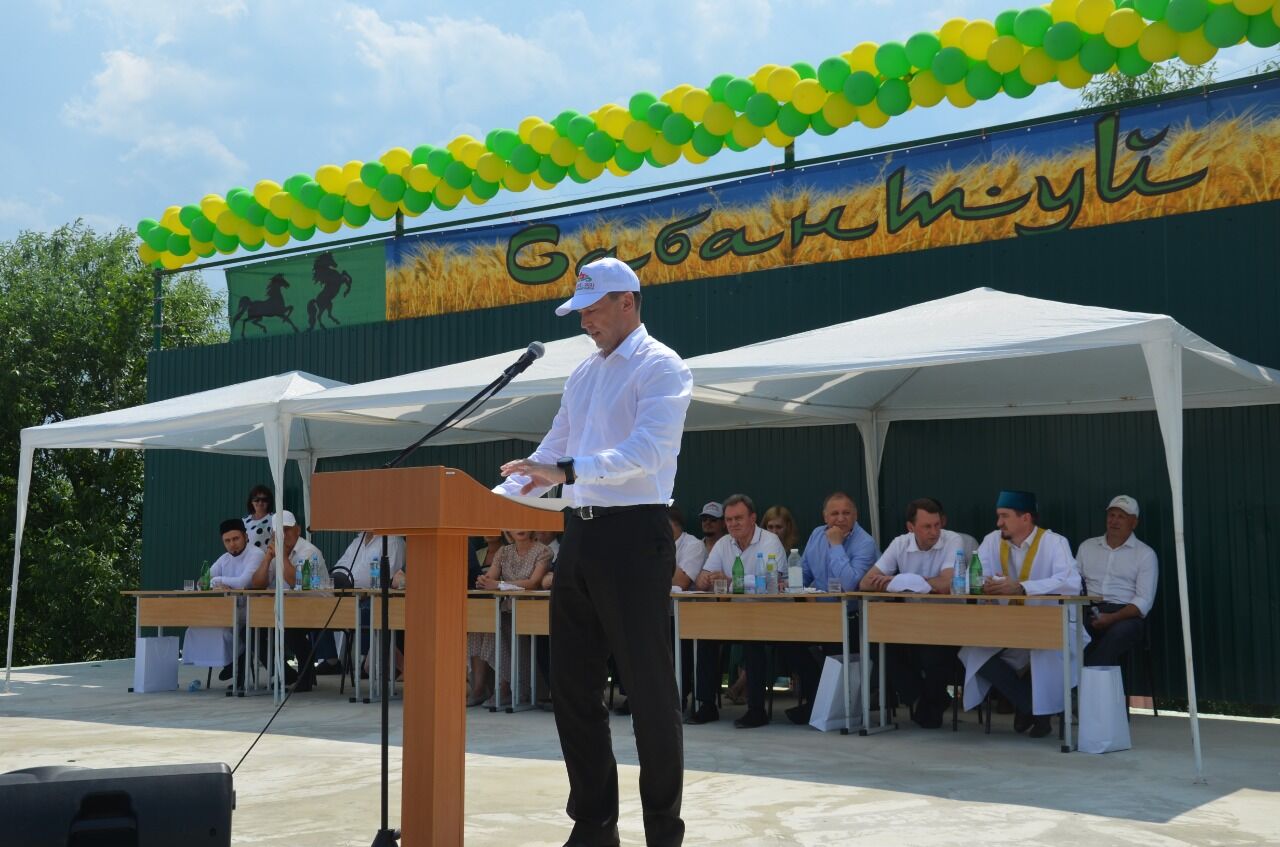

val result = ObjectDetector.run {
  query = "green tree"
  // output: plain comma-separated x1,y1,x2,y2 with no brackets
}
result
1080,61,1218,109
0,221,226,667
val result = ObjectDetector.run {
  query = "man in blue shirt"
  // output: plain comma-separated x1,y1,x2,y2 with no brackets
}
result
786,491,880,724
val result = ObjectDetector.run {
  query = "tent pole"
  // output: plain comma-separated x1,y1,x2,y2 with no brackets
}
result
856,415,884,546
265,415,292,704
4,445,34,692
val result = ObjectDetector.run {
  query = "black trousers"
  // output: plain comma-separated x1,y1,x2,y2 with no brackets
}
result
1084,603,1145,667
551,506,683,847
978,653,1034,715
888,644,959,715
694,641,767,712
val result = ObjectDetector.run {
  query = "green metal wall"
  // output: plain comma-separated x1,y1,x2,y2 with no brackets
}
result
144,197,1280,704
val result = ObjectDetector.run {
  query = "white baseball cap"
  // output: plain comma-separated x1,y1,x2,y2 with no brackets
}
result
280,510,298,527
1107,495,1139,517
699,501,724,519
555,257,640,316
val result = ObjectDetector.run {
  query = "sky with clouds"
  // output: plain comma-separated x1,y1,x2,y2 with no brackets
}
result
3,0,1276,295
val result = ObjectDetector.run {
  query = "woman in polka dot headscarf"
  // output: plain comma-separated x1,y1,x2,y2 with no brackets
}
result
242,484,275,549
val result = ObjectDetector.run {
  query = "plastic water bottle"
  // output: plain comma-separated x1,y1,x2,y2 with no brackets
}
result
765,553,779,595
188,679,202,692
787,549,803,593
309,554,321,589
749,553,764,594
951,549,967,595
369,552,381,589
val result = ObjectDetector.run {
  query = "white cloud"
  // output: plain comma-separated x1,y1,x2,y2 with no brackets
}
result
0,190,62,229
691,0,773,45
43,0,247,46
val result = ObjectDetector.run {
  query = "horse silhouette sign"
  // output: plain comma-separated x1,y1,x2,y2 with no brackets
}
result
226,243,386,340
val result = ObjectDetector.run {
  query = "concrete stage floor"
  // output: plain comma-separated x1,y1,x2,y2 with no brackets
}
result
1,659,1277,846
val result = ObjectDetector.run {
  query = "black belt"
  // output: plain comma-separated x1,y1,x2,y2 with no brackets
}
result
564,504,665,521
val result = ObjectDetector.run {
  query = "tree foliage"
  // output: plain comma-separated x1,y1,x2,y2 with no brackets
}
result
1080,61,1218,109
0,221,226,666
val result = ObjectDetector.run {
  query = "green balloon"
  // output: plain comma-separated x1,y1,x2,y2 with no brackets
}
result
1079,35,1119,73
724,136,747,152
1134,0,1169,20
299,181,323,210
629,92,658,121
444,161,472,190
317,193,345,221
613,145,644,171
691,124,724,157
378,173,406,203
282,174,308,195
401,188,431,215
1116,43,1154,75
226,189,251,217
412,145,435,166
745,92,780,127
194,241,216,258
241,238,263,252
1248,11,1280,47
427,149,454,177
1165,0,1208,32
643,150,668,169
263,213,289,235
965,63,1003,100
724,77,756,111
166,233,190,256
1043,21,1084,60
843,70,880,105
433,195,457,212
243,201,266,227
931,46,970,85
817,56,851,92
568,115,597,146
584,131,617,163
995,9,1020,36
470,174,500,199
876,78,912,116
776,102,810,136
360,161,387,189
567,165,591,185
1013,7,1054,46
144,225,170,252
343,202,371,227
538,157,567,183
190,216,215,243
661,112,695,145
1117,0,1135,9
646,101,673,131
792,61,817,80
490,130,520,159
875,42,911,78
1002,68,1036,98
178,204,201,227
289,222,317,241
905,32,942,69
212,230,238,252
1204,5,1248,47
136,218,158,238
708,73,734,102
809,111,838,136
510,144,541,174
552,110,580,137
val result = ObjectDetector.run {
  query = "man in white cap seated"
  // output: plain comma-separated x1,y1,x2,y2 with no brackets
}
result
958,490,1084,739
698,501,726,557
249,510,329,692
1076,495,1158,667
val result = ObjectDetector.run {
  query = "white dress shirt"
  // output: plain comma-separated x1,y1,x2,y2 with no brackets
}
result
334,533,406,589
496,324,692,507
209,545,264,589
1075,534,1158,616
674,531,707,581
872,529,967,579
263,537,329,589
703,527,787,578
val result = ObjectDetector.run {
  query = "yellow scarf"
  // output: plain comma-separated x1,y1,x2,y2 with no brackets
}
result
999,527,1045,582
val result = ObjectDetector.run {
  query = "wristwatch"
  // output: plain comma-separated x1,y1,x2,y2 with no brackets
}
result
556,457,576,485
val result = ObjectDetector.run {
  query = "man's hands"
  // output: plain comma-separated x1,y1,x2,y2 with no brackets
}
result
476,572,499,590
499,460,567,495
824,525,847,547
983,575,1027,596
695,570,715,591
862,571,893,592
1091,610,1116,631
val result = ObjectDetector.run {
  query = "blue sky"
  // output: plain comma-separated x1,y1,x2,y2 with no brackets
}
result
3,1,1276,295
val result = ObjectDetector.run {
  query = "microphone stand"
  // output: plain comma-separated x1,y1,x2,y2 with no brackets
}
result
370,356,536,847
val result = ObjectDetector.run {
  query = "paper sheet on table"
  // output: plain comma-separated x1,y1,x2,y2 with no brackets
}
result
498,494,571,512
497,581,525,591
887,573,932,594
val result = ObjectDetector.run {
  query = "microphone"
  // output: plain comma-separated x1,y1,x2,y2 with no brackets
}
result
503,341,545,378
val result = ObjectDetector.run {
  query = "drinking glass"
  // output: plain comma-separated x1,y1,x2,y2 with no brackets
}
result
712,578,729,595
183,579,195,592
826,577,843,594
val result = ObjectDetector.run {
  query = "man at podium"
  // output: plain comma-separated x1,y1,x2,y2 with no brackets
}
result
499,257,693,847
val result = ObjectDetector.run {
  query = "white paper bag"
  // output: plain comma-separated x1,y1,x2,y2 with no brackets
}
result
809,654,862,732
133,636,179,693
1078,665,1131,754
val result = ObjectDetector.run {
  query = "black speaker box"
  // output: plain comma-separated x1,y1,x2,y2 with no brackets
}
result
0,763,234,847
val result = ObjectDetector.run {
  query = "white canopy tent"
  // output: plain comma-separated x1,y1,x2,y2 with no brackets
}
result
684,287,1280,781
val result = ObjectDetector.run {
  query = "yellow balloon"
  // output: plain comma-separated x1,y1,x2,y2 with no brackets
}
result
681,88,712,121
606,160,631,177
944,82,977,109
476,153,505,183
1020,47,1058,85
763,123,794,147
1051,0,1081,24
380,147,412,172
200,194,227,220
265,230,290,248
503,169,533,191
160,205,182,230
1275,2,1280,26
822,92,858,127
650,137,681,166
908,70,946,106
315,217,342,234
1138,21,1178,62
215,210,239,236
411,165,439,192
767,66,802,101
236,219,261,241
791,79,827,114
138,243,159,263
1234,0,1272,12
702,102,736,136
342,160,363,184
575,152,606,180
160,251,185,270
603,109,631,139
550,136,578,167
939,19,968,48
446,135,476,156
848,41,879,73
622,121,656,153
518,116,543,143
189,238,212,255
290,207,316,228
960,20,997,60
435,183,463,205
732,115,765,147
1076,0,1115,34
347,181,375,206
253,180,281,208
1056,56,1093,88
857,101,890,128
315,164,345,194
987,35,1025,73
753,63,781,90
682,144,709,165
464,186,487,206
1177,29,1218,65
268,192,295,219
529,123,558,155
459,141,485,169
531,173,556,191
1103,8,1145,47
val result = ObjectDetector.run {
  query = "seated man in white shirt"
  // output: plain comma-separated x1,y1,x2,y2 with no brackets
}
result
248,510,328,692
688,494,786,728
1076,495,1158,667
332,531,406,674
183,519,264,683
859,498,964,729
670,505,707,590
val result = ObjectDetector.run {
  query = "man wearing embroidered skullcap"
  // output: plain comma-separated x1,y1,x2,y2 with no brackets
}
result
957,490,1086,739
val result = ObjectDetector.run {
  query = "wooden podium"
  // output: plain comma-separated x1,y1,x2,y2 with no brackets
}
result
310,466,563,846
